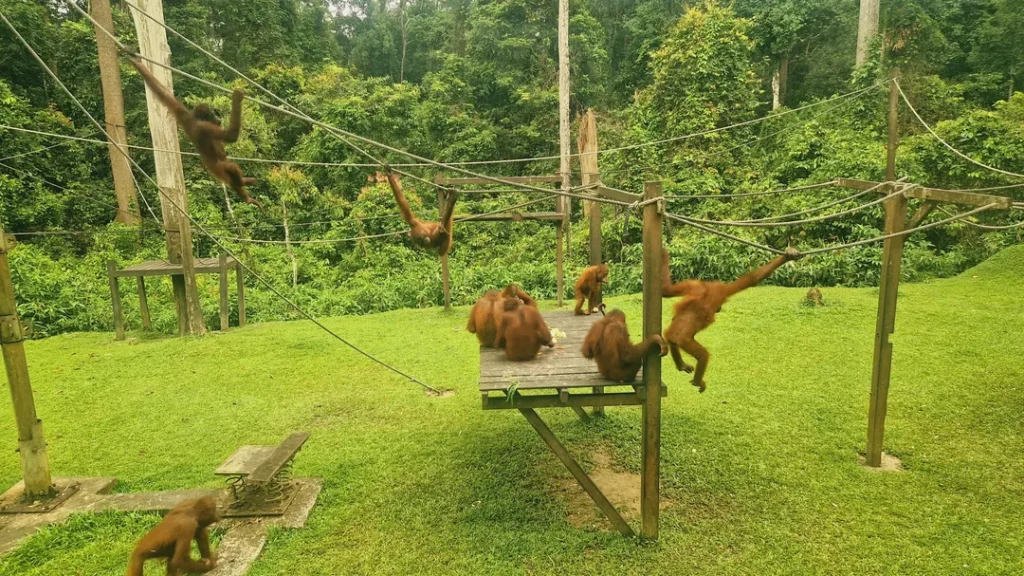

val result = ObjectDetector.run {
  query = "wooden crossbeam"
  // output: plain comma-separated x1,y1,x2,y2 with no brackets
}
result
481,388,666,410
836,178,1013,209
460,212,564,222
248,431,310,483
595,185,640,204
435,175,561,185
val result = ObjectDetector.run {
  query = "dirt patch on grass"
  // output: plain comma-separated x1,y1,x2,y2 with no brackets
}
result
858,452,903,472
424,389,456,398
555,449,668,530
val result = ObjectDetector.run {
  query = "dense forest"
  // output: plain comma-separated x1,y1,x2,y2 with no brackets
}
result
0,0,1021,336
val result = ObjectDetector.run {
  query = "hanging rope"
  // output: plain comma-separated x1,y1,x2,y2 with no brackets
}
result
934,205,1024,230
0,142,69,162
664,180,840,201
678,181,911,228
664,213,786,255
1,12,440,394
896,80,1024,180
600,85,883,177
800,203,998,255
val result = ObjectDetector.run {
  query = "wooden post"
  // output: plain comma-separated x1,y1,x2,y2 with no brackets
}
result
236,262,246,327
578,111,605,413
107,260,125,340
438,189,451,311
866,70,906,468
91,0,139,225
0,230,54,497
556,0,570,308
640,181,663,538
128,0,205,337
219,253,229,331
136,277,151,330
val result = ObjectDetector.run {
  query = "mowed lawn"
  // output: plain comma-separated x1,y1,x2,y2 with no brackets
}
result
1,247,1022,576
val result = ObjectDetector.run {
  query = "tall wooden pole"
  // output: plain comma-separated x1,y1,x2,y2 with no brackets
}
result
90,0,139,225
0,230,54,497
866,69,905,467
556,0,570,308
578,109,601,268
127,0,205,336
579,109,604,415
438,189,451,311
856,0,880,67
640,181,663,538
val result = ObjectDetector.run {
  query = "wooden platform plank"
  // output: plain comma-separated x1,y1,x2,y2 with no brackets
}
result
117,257,238,277
215,446,277,476
479,311,655,391
248,432,310,483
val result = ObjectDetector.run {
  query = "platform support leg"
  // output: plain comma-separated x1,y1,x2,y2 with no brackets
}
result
519,407,633,536
219,253,229,331
136,277,151,330
107,260,125,340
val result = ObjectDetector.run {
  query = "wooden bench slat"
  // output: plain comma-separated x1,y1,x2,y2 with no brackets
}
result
214,445,277,476
248,432,310,483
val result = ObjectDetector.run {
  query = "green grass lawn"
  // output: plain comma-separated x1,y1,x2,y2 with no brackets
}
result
1,247,1022,575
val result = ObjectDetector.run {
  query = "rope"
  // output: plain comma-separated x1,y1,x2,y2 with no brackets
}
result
664,213,785,255
895,80,1024,180
72,3,451,195
0,160,152,221
680,181,911,228
0,142,69,162
664,180,839,201
800,203,998,255
1,12,439,394
600,85,883,177
934,205,1024,230
0,123,440,168
727,181,893,223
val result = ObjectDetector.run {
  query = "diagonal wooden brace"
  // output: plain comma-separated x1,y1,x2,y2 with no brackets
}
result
518,407,634,537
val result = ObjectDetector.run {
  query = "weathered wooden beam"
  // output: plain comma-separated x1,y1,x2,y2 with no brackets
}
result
907,201,936,230
107,260,125,340
459,212,565,222
836,178,1013,209
481,389,665,410
866,72,906,469
519,407,634,537
595,185,641,204
136,277,151,330
435,175,561,186
219,253,229,331
0,230,54,497
236,262,246,327
640,181,664,538
248,432,310,483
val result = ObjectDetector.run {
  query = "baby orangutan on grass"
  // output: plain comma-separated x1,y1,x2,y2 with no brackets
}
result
127,496,220,576
495,298,554,361
466,284,537,347
581,308,667,383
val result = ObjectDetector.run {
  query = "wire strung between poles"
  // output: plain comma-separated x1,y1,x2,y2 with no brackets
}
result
663,180,839,201
934,205,1024,230
600,85,884,178
0,142,69,162
799,203,998,255
713,179,908,224
0,13,440,394
895,80,1024,181
664,213,786,255
679,181,912,228
82,1,885,173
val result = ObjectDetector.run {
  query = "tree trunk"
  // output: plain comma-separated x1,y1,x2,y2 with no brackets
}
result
400,9,408,83
91,0,139,225
856,0,880,67
1009,66,1015,100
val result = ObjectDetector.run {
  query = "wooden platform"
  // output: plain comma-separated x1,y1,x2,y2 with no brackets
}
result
112,257,239,278
479,310,666,411
107,254,245,339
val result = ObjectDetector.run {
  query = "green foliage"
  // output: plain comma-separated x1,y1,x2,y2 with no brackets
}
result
0,0,1022,337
